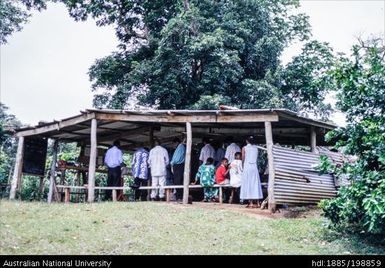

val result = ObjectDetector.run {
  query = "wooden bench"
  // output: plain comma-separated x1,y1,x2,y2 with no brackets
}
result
57,183,267,204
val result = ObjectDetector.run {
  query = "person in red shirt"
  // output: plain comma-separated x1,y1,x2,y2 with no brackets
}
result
216,158,230,184
215,158,231,202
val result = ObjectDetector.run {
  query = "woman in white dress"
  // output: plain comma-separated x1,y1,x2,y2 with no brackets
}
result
240,136,263,208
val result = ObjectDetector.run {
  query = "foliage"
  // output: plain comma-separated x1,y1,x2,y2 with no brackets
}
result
0,103,22,185
282,40,335,120
57,0,334,118
319,38,385,236
0,0,48,44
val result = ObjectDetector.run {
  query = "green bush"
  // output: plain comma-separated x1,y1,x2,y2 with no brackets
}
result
319,39,385,238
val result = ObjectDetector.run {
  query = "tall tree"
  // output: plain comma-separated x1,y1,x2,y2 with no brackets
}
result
61,0,335,117
6,0,335,118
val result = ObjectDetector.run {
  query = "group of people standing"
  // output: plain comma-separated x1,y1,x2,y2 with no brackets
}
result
104,135,264,208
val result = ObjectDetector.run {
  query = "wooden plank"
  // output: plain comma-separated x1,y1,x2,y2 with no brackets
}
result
161,126,309,135
9,137,24,200
57,184,235,190
265,121,276,212
277,112,336,129
95,112,279,123
87,119,97,202
48,140,59,204
16,112,96,137
183,122,192,204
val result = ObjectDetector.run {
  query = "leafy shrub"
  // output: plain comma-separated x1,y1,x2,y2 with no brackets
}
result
319,39,385,237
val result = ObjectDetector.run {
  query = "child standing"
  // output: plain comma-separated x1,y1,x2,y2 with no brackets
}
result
229,152,243,187
193,157,217,202
229,152,243,203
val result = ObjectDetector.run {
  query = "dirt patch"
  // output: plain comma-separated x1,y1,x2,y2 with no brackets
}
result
281,206,322,219
173,202,321,220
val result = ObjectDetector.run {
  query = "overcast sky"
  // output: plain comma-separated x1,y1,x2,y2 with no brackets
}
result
1,0,384,126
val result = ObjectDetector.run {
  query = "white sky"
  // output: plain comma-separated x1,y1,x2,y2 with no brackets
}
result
1,0,384,126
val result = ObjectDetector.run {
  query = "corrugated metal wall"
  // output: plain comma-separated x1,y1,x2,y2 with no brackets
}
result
273,145,337,205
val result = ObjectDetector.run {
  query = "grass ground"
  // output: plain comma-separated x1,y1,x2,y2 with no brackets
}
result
0,201,384,255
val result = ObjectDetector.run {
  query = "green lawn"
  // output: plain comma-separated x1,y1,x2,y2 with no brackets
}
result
0,201,383,255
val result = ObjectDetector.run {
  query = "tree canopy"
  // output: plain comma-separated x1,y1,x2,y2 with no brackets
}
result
58,0,334,118
1,0,336,118
0,0,48,44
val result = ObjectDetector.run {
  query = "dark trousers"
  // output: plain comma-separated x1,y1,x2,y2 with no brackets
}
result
134,177,148,201
172,163,185,200
106,166,121,200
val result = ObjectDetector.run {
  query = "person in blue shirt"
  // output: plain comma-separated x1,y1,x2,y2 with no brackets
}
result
104,140,123,200
170,137,186,201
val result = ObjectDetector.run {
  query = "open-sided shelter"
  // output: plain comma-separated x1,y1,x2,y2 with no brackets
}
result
9,108,339,211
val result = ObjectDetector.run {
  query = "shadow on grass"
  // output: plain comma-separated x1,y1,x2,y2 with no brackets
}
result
321,227,385,255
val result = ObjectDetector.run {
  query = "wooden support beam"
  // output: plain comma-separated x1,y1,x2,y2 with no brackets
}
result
112,189,117,202
9,137,24,200
147,127,154,201
265,121,276,213
16,112,96,137
183,122,192,204
87,119,97,202
310,126,317,153
64,188,70,203
48,139,59,204
38,176,44,200
95,112,279,123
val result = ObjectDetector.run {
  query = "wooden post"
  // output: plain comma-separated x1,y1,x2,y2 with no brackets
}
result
75,171,80,203
9,137,24,200
183,122,192,204
219,186,223,204
87,119,97,202
147,127,154,201
38,176,44,200
310,126,317,153
264,121,276,212
166,189,171,202
48,140,59,204
112,189,117,202
64,188,70,203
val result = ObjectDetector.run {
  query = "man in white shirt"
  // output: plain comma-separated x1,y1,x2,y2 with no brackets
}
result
225,136,241,164
148,139,169,201
104,140,123,200
199,137,215,165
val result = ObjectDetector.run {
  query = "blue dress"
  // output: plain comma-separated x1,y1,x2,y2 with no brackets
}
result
240,144,263,200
